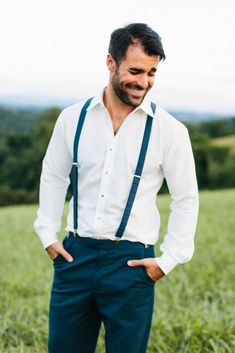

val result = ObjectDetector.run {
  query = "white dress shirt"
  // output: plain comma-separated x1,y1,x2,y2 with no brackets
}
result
34,90,199,275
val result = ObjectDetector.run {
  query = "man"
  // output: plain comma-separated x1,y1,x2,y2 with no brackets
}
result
34,23,199,353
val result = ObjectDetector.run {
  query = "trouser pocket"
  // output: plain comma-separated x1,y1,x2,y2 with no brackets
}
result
141,245,156,285
53,235,75,264
142,266,156,284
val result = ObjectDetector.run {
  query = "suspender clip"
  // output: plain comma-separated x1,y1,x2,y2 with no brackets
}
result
114,236,120,245
73,230,78,238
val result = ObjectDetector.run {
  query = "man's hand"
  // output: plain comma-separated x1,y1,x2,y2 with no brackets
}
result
127,258,165,282
46,241,73,262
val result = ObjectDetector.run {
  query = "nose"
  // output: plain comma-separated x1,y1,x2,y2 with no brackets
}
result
137,74,151,90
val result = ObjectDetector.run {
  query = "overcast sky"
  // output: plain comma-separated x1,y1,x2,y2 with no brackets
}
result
0,0,235,113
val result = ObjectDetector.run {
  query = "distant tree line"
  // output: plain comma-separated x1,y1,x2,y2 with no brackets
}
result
184,118,235,190
0,107,235,206
0,106,40,133
0,107,61,206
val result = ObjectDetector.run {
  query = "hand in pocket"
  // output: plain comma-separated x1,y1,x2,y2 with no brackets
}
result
127,257,165,282
46,241,73,262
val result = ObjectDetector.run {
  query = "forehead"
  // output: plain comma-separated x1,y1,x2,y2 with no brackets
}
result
120,43,160,69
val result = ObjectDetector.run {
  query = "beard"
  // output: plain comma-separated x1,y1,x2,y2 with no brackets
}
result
111,70,150,107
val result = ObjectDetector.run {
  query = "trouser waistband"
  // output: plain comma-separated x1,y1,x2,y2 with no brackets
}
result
68,232,153,250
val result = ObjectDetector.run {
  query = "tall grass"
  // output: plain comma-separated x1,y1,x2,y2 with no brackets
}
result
0,189,234,352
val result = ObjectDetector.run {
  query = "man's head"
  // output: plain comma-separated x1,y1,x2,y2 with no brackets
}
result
108,23,165,66
107,23,165,107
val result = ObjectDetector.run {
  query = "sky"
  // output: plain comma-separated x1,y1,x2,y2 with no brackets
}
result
0,0,235,114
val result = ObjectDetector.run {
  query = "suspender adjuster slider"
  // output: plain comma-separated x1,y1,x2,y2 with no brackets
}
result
134,174,141,179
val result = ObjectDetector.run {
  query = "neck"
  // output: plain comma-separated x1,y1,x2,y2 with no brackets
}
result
103,85,134,121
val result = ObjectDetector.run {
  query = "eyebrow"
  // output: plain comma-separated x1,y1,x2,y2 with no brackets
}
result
129,67,157,73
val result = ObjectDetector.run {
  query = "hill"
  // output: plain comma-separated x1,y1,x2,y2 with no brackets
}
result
0,103,234,136
0,106,41,133
212,134,235,154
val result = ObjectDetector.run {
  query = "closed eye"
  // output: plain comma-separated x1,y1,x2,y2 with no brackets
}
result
128,68,157,76
129,69,142,75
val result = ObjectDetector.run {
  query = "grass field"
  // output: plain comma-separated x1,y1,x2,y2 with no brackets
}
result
0,189,235,353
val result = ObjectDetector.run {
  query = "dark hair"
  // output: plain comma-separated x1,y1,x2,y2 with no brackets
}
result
108,23,166,66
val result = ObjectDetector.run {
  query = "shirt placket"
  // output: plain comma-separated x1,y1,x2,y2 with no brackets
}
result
92,133,118,237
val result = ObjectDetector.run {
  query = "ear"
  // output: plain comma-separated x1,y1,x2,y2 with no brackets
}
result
106,54,116,72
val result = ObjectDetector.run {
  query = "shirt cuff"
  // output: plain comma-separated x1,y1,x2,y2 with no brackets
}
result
37,231,59,249
154,253,179,275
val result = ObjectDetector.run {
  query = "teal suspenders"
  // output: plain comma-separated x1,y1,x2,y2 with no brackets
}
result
72,98,156,239
72,97,93,234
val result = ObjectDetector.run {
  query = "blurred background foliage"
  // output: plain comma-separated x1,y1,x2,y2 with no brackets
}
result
0,105,235,206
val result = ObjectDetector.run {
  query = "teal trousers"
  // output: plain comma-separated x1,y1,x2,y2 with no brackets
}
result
48,234,156,353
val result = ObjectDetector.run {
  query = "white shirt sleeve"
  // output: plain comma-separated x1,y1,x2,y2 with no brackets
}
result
33,111,73,249
155,124,199,275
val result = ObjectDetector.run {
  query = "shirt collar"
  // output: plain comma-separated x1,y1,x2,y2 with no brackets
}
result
87,89,156,118
86,89,105,111
135,94,156,118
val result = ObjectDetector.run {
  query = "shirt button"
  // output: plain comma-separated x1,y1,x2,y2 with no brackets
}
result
101,194,104,197
105,171,109,175
109,148,112,151
97,217,101,220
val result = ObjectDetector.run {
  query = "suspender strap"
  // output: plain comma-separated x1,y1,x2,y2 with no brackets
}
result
72,97,93,234
115,102,156,238
72,99,156,238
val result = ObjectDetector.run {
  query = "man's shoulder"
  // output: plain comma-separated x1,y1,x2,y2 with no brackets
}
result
57,98,92,128
156,105,187,132
61,98,90,116
152,104,191,152
153,104,189,147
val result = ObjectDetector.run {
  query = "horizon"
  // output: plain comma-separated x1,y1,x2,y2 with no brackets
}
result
1,94,234,125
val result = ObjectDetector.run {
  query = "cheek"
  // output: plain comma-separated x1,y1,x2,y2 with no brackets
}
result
148,77,155,88
120,72,134,83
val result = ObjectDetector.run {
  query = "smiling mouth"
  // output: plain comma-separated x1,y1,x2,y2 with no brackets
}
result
128,87,145,98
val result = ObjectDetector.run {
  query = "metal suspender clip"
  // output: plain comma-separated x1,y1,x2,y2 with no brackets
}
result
114,236,120,245
73,230,78,238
